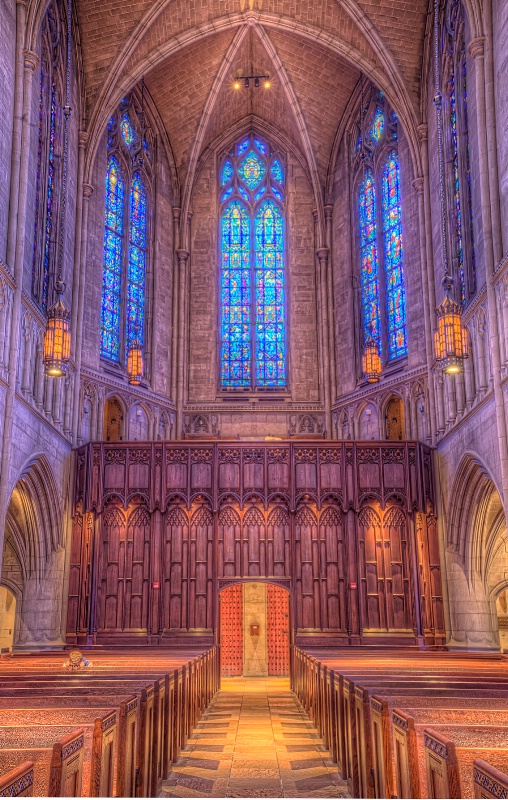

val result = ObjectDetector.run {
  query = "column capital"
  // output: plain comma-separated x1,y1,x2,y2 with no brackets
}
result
23,50,39,71
417,123,428,142
412,176,424,194
468,36,486,60
177,249,190,265
312,208,319,225
316,247,329,264
172,207,181,222
82,183,94,199
78,130,88,148
324,204,334,219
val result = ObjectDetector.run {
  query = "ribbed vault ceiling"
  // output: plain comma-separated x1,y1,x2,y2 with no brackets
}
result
75,0,430,193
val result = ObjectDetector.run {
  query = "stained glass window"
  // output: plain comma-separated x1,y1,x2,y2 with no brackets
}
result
382,151,407,360
32,3,63,311
101,156,125,360
255,201,286,387
370,107,384,144
358,169,381,350
450,73,465,304
220,201,251,387
126,174,147,352
219,134,287,389
239,150,266,190
101,97,151,370
120,112,137,149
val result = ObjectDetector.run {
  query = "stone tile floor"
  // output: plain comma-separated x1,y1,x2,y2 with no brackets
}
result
161,677,349,798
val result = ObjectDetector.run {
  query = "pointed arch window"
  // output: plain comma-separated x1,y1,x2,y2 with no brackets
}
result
219,134,287,390
443,0,476,305
354,91,407,370
32,0,65,311
100,97,153,371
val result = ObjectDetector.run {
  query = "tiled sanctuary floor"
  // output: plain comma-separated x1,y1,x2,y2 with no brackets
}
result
161,676,349,798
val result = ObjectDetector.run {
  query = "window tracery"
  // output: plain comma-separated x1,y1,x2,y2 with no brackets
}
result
100,95,154,372
219,134,287,390
353,89,407,369
32,0,66,311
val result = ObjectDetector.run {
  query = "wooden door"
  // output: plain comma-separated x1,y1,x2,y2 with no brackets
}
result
267,584,289,676
220,585,243,676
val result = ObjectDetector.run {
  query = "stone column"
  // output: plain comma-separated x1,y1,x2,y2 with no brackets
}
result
6,0,28,269
170,208,181,418
413,174,437,444
0,49,38,574
317,246,332,436
469,36,508,507
176,248,189,439
71,182,93,445
324,204,337,403
481,0,503,265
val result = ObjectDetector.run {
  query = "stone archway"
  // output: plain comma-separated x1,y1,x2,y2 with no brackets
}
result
446,456,508,650
1,457,65,650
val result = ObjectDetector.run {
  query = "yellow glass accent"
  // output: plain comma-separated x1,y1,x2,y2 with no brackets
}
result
127,341,144,385
43,297,71,377
434,293,469,374
363,337,382,383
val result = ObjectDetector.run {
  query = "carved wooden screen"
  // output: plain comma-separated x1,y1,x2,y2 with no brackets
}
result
218,504,290,578
295,506,318,629
97,505,150,632
320,506,347,631
218,506,241,577
358,505,412,631
220,584,243,676
267,584,289,675
162,506,187,631
189,507,214,630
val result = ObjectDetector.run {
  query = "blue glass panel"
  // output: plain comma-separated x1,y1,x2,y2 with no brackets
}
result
370,106,384,144
462,53,476,294
358,168,381,350
254,200,286,387
238,150,266,190
221,159,234,186
220,201,251,387
270,158,284,184
120,112,137,149
32,67,45,302
126,173,147,352
238,185,250,203
237,138,250,156
254,137,267,155
41,84,57,310
254,186,266,202
382,151,407,359
221,186,234,202
101,156,125,360
271,185,284,203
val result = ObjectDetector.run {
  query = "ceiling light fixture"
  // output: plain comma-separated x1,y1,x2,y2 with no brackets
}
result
233,74,270,90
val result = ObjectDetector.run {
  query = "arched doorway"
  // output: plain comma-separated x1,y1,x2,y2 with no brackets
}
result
1,457,64,649
0,586,16,652
219,582,290,677
447,456,508,650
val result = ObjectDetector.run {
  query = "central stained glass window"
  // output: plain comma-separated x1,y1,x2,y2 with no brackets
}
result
220,134,287,389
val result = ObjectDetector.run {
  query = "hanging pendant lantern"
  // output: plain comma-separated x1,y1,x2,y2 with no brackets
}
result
127,339,144,385
434,277,468,374
363,337,382,383
43,282,71,376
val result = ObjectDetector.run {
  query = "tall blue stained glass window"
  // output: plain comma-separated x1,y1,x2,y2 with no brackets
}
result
101,156,125,361
32,0,64,311
382,151,407,359
219,134,287,389
445,0,476,305
100,96,152,369
220,202,251,387
355,89,407,369
255,201,286,387
358,169,381,350
126,174,147,352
